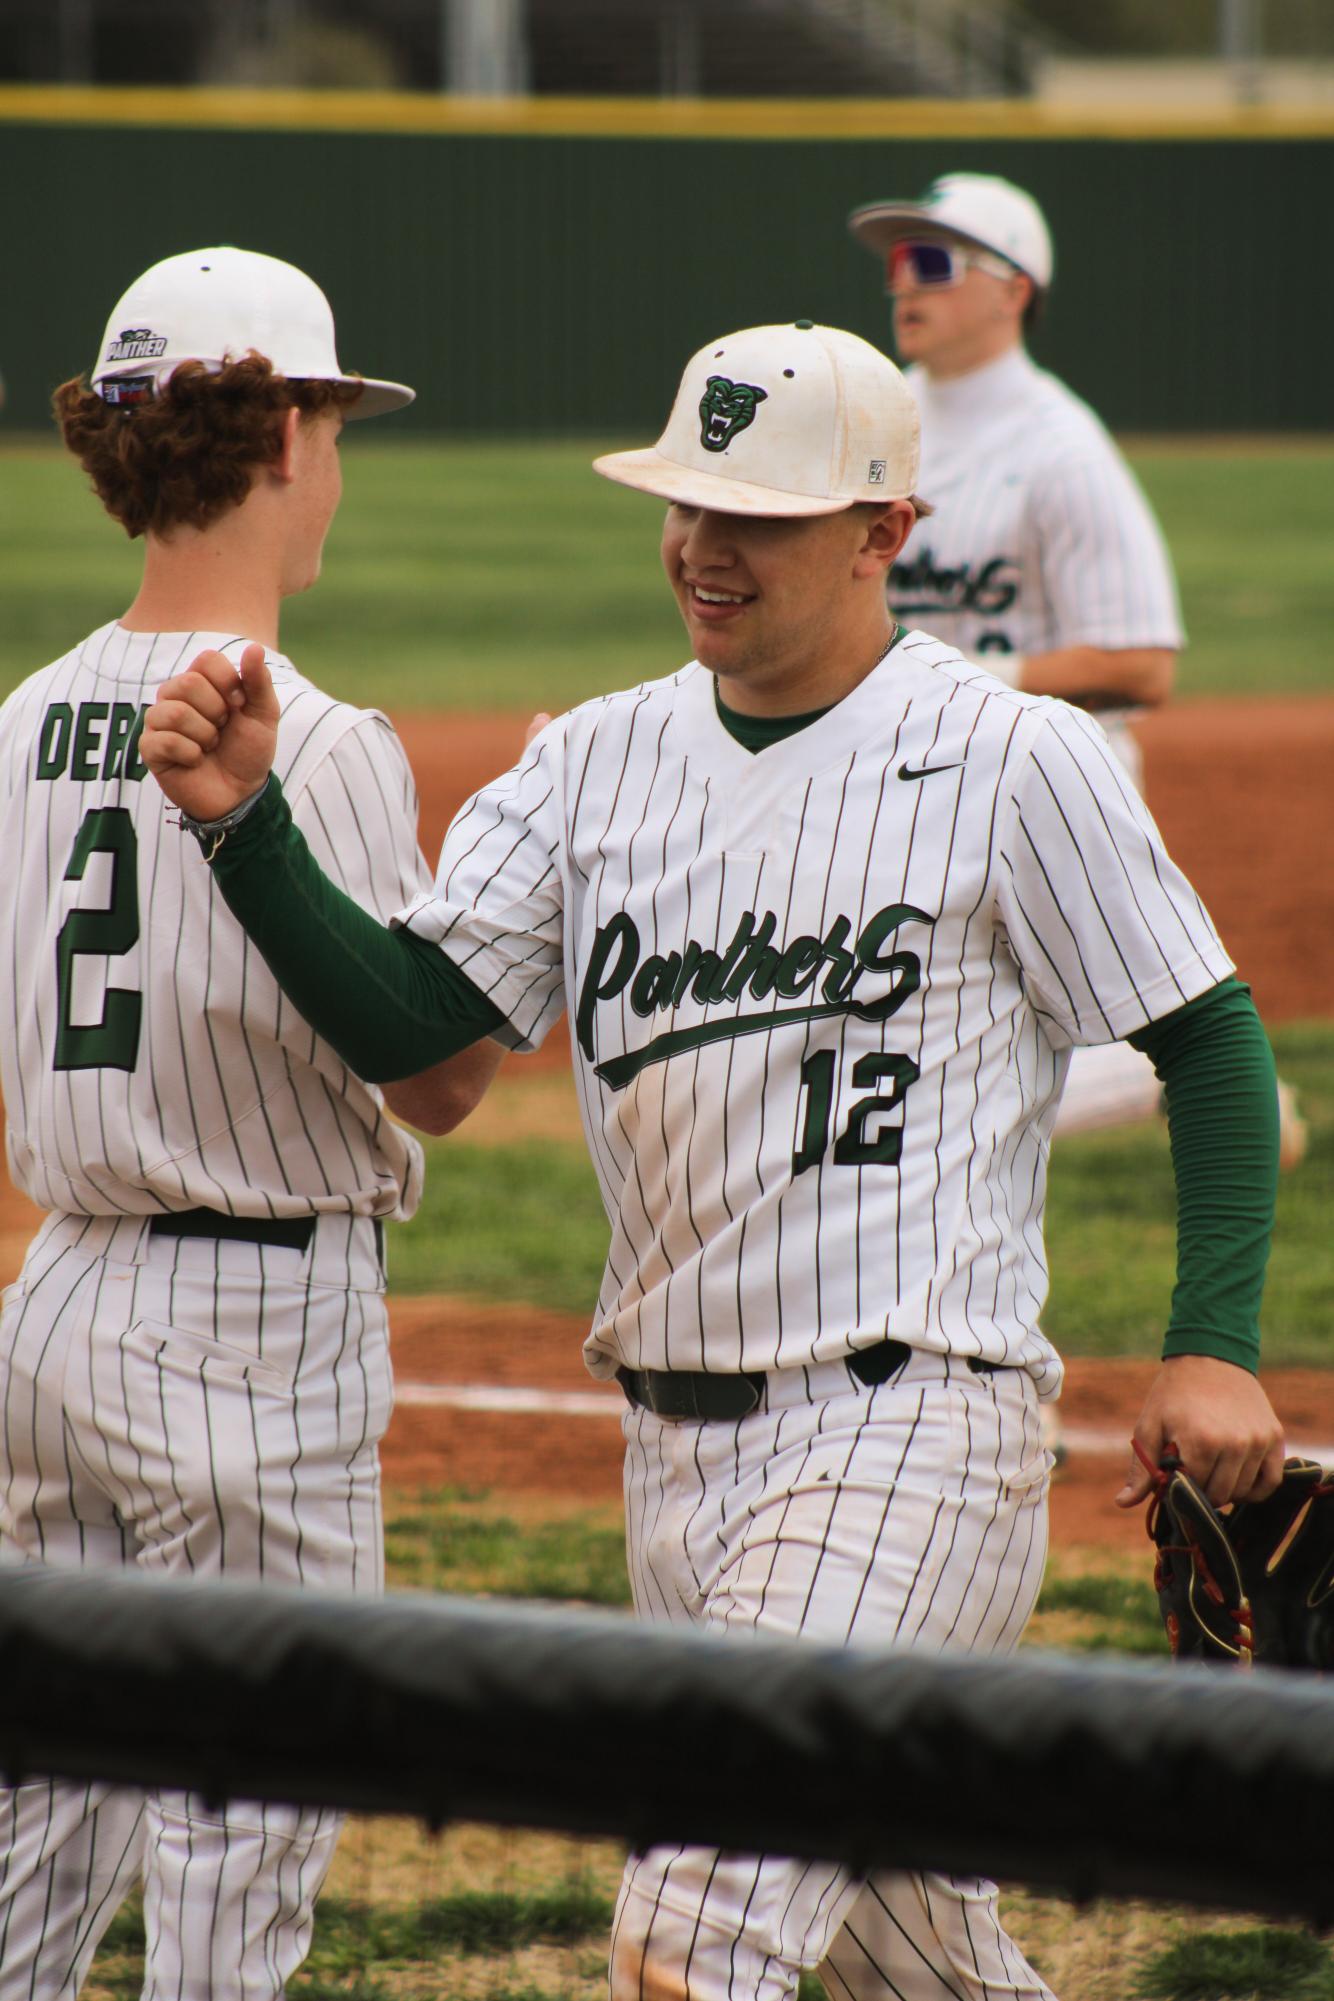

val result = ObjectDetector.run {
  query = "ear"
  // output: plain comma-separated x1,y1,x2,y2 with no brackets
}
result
852,500,916,578
272,404,303,486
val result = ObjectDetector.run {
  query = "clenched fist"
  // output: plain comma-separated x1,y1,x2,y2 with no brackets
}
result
141,642,280,824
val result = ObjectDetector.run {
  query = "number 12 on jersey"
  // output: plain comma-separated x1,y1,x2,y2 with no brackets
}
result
792,1048,920,1174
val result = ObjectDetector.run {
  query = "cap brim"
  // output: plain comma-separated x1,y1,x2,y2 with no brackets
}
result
90,364,417,421
593,448,854,518
340,375,415,420
848,200,938,252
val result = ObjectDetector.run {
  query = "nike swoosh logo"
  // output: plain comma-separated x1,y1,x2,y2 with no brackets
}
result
898,761,965,782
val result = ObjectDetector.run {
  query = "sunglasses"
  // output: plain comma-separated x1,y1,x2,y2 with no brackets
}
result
886,240,1015,291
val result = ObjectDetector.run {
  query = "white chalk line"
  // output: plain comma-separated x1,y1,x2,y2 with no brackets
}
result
393,1381,1334,1463
396,1381,620,1418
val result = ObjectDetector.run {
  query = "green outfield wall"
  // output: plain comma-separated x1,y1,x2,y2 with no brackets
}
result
2,91,1331,436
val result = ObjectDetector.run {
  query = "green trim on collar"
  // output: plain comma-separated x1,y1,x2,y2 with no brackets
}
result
713,626,903,755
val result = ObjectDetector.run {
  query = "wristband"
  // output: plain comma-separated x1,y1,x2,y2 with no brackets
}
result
178,777,272,861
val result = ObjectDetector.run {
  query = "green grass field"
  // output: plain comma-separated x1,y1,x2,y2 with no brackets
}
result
2,437,1332,711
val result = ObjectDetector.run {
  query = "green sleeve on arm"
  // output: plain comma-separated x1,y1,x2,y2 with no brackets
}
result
205,776,506,1082
1126,976,1279,1374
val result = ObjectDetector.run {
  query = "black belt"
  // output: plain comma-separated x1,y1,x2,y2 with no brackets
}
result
616,1337,1005,1421
149,1208,316,1254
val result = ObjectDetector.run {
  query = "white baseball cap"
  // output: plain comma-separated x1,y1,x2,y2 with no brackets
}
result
848,174,1053,291
593,321,919,518
89,246,415,420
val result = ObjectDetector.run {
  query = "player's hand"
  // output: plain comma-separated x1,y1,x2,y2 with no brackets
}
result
524,711,553,749
1116,1354,1285,1512
141,643,280,823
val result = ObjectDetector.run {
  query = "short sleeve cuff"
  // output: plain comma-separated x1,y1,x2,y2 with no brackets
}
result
395,897,564,1053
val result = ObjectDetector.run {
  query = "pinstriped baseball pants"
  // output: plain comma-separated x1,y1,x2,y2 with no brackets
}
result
613,1349,1057,2001
0,1211,392,2000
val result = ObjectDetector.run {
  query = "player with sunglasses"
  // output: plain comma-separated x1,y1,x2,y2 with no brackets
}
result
884,237,1018,291
849,172,1177,774
847,172,1305,1162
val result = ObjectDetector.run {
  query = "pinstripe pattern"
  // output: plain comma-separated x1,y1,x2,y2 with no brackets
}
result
0,624,427,1995
890,349,1183,667
0,624,427,1220
399,631,1233,1997
905,334,1199,1151
0,1213,390,1995
892,340,1181,832
613,1352,1052,1999
402,633,1230,1391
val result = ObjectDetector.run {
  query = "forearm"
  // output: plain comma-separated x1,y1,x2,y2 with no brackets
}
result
1127,978,1278,1373
1014,645,1175,710
382,1038,507,1134
203,776,506,1081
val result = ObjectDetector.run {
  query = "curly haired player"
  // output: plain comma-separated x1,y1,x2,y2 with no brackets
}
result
141,320,1284,2001
0,247,498,1998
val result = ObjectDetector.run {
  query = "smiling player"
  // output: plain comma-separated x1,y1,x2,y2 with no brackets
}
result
140,319,1284,2001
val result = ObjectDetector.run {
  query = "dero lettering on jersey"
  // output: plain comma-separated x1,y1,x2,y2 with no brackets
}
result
577,902,936,1090
35,702,149,783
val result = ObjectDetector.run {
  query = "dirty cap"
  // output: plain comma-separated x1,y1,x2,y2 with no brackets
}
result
593,320,919,518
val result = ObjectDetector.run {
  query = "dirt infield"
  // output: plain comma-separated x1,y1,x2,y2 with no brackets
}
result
0,695,1329,1555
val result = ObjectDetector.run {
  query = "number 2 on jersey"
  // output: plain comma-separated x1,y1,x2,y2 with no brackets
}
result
54,807,142,1071
792,1048,920,1173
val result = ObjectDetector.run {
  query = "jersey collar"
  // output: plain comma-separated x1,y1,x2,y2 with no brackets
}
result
665,634,925,799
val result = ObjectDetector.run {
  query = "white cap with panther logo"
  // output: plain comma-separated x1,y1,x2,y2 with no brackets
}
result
593,321,919,517
90,245,415,419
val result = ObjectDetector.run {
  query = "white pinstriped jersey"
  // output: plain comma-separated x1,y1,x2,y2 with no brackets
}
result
399,632,1231,1391
891,348,1184,664
0,623,427,1220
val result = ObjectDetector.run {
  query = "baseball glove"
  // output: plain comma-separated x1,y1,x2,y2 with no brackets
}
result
1141,1446,1334,1670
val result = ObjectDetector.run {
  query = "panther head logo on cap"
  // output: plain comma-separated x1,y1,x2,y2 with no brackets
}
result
698,376,768,455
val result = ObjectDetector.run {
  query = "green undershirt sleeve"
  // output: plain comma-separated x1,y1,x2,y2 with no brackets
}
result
201,779,1277,1370
205,776,505,1082
1126,976,1278,1374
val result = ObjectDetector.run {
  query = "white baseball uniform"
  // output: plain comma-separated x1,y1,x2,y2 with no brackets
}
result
893,345,1186,1139
398,631,1231,2000
0,623,427,1998
893,348,1183,689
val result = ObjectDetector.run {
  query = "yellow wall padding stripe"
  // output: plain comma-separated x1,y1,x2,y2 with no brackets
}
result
0,84,1330,140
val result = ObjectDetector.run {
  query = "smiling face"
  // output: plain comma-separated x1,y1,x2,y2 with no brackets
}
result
660,499,915,715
